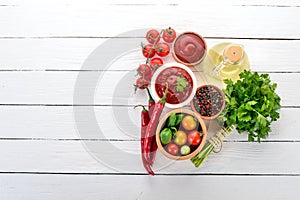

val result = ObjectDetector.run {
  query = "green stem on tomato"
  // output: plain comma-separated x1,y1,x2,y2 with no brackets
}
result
145,29,164,64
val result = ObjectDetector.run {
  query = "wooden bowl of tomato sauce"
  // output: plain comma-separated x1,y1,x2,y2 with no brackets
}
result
172,31,207,67
150,62,197,108
156,109,207,160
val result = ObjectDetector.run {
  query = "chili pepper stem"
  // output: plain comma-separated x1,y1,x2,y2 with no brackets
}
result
146,87,155,103
160,84,169,104
134,104,147,111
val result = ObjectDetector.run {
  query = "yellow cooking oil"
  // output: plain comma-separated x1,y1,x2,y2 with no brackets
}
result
203,42,250,82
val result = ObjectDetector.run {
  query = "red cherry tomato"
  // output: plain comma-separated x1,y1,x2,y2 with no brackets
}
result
187,130,202,146
146,29,160,44
142,44,155,58
149,58,164,70
137,64,151,77
162,27,176,43
144,71,154,82
135,77,149,90
167,143,179,155
155,42,170,57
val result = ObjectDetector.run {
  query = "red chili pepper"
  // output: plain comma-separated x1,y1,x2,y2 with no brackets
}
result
134,105,154,176
144,85,168,164
145,87,157,164
146,87,155,116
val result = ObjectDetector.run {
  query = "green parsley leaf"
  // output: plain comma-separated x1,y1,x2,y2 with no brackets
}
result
222,70,281,142
176,76,188,92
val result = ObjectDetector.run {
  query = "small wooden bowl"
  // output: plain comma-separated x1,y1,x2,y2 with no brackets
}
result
172,31,207,67
190,84,225,120
156,109,207,160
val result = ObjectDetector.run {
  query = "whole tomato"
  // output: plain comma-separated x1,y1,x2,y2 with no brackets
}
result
162,27,176,43
144,71,155,81
146,29,160,44
137,64,151,77
167,143,179,155
174,130,187,146
155,42,170,57
181,115,197,131
188,130,202,146
149,57,163,70
142,44,155,58
135,77,149,90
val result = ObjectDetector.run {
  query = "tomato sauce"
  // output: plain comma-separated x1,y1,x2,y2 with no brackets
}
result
155,67,193,104
173,33,206,64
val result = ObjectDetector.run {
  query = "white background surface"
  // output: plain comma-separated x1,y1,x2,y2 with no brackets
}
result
0,0,299,199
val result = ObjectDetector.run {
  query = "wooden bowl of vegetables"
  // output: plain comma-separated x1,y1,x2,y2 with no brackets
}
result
191,84,225,120
156,109,207,160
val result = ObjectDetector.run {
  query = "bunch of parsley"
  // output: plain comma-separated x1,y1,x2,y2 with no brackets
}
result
221,70,281,142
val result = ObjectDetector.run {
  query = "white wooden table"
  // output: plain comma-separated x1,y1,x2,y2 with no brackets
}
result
0,0,300,199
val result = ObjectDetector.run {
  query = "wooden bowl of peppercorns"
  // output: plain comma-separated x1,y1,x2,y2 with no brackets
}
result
190,84,225,120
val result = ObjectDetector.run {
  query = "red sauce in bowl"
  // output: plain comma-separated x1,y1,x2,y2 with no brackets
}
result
155,67,193,104
173,32,206,65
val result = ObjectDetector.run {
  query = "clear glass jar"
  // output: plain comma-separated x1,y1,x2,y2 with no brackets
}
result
203,43,250,82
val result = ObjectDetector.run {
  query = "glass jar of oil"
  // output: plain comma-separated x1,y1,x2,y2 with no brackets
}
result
203,43,250,82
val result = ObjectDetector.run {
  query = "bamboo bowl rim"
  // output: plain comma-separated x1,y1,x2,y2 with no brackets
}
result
156,108,207,160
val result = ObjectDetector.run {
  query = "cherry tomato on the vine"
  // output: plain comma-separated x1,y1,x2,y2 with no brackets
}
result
149,58,164,70
162,27,176,43
137,64,151,77
142,44,155,58
146,29,160,44
135,77,149,90
155,42,170,57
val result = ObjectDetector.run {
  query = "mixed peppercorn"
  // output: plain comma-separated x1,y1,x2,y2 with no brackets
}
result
193,85,224,117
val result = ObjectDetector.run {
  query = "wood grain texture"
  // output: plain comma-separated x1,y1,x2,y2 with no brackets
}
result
0,140,300,174
0,72,296,106
0,106,295,141
0,38,299,72
1,0,299,199
0,174,299,200
0,2,299,38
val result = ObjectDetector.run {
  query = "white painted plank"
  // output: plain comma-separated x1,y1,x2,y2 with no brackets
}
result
0,3,299,38
0,106,295,141
3,0,300,7
0,174,299,200
0,38,299,72
0,140,299,174
0,72,296,106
